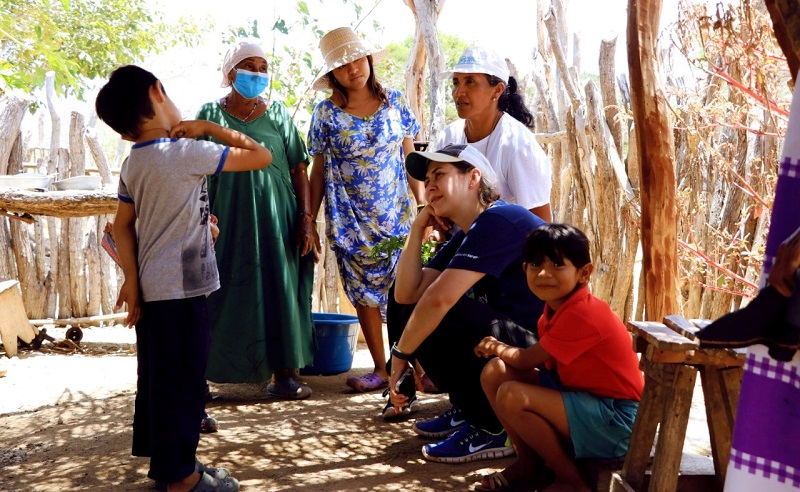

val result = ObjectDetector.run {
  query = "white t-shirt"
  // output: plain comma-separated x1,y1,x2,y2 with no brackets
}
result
433,113,552,210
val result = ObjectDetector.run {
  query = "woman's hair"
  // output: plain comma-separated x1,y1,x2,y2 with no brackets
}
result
451,161,501,207
487,75,534,129
326,55,388,108
523,224,591,268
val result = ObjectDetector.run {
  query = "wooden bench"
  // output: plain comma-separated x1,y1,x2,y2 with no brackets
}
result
611,315,745,492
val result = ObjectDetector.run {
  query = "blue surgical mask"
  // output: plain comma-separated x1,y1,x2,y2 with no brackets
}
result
232,69,270,99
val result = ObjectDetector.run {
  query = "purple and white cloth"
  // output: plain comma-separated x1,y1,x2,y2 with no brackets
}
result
724,76,800,491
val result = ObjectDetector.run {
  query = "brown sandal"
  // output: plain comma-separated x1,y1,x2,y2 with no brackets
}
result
474,471,510,491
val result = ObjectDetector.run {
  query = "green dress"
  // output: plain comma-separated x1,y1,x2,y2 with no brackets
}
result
196,100,315,383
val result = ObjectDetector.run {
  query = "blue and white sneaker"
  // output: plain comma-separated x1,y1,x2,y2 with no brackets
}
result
421,424,515,463
412,405,466,437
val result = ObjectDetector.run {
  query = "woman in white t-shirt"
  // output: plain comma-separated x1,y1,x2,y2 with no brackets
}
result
433,46,552,222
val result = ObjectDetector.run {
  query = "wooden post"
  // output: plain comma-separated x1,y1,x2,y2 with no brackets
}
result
764,0,800,84
0,96,28,175
410,0,446,143
0,280,37,358
68,112,88,317
403,0,429,140
627,0,679,320
599,37,625,160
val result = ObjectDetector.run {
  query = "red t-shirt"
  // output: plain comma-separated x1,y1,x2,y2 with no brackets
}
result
538,284,643,401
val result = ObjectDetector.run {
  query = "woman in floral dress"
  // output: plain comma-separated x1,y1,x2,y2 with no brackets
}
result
308,27,422,392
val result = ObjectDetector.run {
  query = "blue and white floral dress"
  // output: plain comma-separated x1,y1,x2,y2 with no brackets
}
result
308,88,421,310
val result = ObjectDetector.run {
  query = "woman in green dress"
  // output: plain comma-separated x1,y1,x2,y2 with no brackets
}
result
196,41,316,400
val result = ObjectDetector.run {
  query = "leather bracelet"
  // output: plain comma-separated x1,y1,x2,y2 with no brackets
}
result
390,342,413,361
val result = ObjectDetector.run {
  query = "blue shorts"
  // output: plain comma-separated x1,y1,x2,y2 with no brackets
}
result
540,370,638,459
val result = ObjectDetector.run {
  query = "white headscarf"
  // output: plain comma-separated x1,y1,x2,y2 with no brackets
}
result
220,41,267,88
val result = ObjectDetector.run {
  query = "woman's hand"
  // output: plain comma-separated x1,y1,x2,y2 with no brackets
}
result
474,336,506,359
296,214,316,258
388,356,411,410
309,227,322,263
415,204,452,234
769,227,800,297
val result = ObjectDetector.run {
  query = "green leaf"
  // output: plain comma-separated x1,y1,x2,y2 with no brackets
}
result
272,18,288,35
298,1,309,15
60,0,70,9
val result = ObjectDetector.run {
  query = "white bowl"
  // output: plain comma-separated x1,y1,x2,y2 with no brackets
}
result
52,175,103,191
0,173,56,190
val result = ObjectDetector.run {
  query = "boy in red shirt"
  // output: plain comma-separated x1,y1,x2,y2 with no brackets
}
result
473,224,643,492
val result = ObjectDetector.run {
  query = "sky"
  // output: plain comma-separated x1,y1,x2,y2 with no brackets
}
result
142,0,638,119
24,0,688,149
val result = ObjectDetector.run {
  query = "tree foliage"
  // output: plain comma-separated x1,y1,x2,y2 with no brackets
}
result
0,0,202,100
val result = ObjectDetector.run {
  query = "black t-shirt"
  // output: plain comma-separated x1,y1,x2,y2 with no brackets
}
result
426,201,545,330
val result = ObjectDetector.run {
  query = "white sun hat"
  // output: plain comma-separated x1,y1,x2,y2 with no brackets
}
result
312,27,388,91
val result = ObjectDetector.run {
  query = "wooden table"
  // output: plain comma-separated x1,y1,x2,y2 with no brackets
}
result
0,188,117,219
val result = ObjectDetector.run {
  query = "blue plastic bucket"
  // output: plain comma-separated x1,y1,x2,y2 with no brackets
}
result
301,312,360,375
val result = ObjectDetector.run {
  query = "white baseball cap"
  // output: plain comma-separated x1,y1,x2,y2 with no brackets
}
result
405,143,498,188
439,46,510,84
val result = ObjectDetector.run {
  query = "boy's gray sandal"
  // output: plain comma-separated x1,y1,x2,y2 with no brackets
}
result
189,471,239,492
154,461,232,490
197,461,230,479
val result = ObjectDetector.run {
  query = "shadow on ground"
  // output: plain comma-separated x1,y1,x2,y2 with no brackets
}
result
0,368,513,491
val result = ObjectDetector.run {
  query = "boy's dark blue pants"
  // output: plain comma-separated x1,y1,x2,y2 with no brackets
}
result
131,296,211,483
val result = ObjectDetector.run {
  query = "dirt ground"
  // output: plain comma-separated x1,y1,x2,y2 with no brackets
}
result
0,325,516,492
0,325,717,492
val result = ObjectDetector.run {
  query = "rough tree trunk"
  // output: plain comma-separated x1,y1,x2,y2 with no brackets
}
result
599,37,625,160
403,0,429,139
7,132,47,318
410,0,446,144
0,96,28,176
0,98,28,282
627,0,679,320
46,74,70,318
85,129,114,186
68,112,88,317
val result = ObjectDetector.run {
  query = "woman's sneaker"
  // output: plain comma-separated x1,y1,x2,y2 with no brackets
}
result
381,393,420,419
381,368,419,420
421,424,514,463
412,405,465,437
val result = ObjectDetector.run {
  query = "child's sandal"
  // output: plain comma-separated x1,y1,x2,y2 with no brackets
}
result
473,471,510,491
